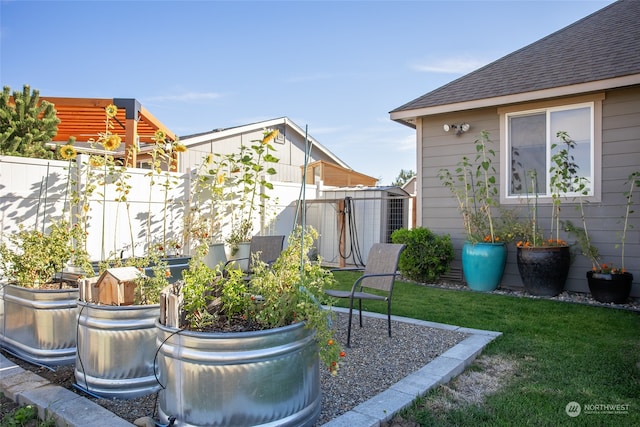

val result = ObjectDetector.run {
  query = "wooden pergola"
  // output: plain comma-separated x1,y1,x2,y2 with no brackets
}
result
43,97,177,169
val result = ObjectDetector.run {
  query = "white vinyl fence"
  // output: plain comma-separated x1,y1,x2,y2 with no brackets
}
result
1,155,407,268
0,155,317,263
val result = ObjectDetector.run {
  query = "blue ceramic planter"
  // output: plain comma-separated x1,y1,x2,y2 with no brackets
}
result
462,242,507,292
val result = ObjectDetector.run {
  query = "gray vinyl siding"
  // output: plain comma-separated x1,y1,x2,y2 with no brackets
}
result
419,87,640,296
598,86,640,286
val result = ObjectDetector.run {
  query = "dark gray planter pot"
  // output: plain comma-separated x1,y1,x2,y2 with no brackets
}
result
517,246,571,297
587,271,633,304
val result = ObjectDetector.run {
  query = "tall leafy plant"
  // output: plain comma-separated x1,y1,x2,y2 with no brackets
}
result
566,169,639,274
226,129,279,253
438,131,503,243
619,171,639,272
548,130,584,245
517,131,582,248
144,129,187,258
475,130,499,242
186,152,233,255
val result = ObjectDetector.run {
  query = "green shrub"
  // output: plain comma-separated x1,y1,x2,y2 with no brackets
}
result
391,227,454,283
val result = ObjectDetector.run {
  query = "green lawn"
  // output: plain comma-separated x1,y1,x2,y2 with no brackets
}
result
325,272,640,426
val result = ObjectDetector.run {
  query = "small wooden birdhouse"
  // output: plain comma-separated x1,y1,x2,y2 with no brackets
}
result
95,266,143,306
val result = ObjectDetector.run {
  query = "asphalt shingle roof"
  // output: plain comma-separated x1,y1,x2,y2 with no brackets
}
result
391,0,640,114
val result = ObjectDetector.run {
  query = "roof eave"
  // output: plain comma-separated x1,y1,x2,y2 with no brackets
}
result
390,74,640,121
180,117,288,145
284,118,350,169
181,117,351,169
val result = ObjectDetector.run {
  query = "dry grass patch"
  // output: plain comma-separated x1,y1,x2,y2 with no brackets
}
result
384,354,517,427
431,354,517,409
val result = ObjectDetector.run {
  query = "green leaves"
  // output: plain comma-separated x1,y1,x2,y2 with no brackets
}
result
618,171,640,270
225,129,280,245
0,219,91,287
391,227,454,283
178,226,343,370
548,131,584,243
0,84,60,159
181,262,220,330
263,153,279,164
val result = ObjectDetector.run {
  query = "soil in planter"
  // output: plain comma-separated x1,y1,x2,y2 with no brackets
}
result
4,282,78,290
183,312,264,333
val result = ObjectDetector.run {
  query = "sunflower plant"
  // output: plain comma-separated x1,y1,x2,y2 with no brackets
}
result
225,129,280,255
185,151,233,256
438,131,515,244
145,128,186,258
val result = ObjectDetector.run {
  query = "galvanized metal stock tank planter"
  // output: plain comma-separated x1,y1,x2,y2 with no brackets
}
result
0,284,78,366
75,300,162,399
155,320,321,427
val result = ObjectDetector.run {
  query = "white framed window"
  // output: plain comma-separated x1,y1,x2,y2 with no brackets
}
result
502,100,599,202
274,126,286,144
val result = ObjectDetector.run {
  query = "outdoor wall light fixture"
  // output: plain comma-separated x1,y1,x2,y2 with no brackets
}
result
443,123,470,135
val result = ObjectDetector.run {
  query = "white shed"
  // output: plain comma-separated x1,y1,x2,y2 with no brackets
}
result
305,186,410,267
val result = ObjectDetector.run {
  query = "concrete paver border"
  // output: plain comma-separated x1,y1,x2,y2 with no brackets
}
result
322,307,501,427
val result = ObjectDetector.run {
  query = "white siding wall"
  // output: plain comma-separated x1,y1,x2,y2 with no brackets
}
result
179,122,340,183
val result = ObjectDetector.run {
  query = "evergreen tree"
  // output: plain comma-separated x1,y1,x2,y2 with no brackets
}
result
391,169,415,187
0,84,60,159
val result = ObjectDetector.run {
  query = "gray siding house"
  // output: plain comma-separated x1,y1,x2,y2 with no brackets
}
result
178,117,372,185
390,0,640,296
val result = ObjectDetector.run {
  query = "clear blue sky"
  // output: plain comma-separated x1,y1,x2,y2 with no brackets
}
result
0,0,615,185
